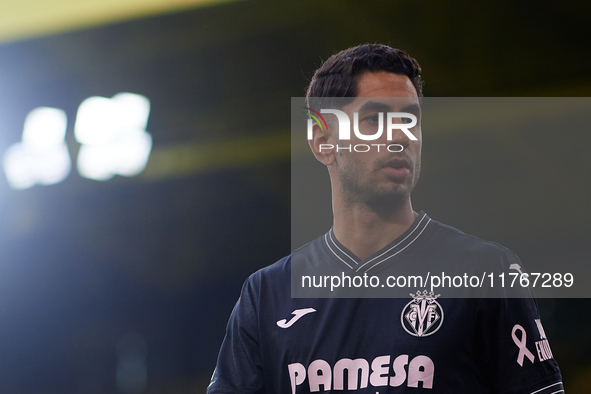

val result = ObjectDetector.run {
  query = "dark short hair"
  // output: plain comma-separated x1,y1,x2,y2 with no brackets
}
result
306,44,423,110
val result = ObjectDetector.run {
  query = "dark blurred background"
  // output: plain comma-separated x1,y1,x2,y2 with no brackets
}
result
0,0,589,392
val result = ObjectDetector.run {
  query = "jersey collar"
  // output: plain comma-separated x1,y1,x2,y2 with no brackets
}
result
322,211,432,273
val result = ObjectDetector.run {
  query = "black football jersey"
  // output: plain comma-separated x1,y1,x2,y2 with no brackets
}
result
208,213,563,393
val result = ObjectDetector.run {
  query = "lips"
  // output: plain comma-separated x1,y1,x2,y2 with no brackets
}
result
386,158,409,169
382,158,410,180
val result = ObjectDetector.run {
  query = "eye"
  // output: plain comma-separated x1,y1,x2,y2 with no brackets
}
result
364,114,380,123
401,114,417,124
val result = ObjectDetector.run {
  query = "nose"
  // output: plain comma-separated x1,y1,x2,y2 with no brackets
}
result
389,129,411,150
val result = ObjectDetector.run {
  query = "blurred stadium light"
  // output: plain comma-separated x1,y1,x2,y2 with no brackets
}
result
75,93,152,181
2,93,153,188
3,107,71,189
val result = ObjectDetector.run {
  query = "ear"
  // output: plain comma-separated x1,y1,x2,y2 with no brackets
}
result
308,122,336,166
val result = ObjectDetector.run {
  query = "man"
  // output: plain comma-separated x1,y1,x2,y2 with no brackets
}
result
207,44,563,393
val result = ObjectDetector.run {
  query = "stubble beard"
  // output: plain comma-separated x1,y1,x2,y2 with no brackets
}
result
336,152,421,213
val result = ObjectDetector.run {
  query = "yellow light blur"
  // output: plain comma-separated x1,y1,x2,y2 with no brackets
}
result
0,0,241,44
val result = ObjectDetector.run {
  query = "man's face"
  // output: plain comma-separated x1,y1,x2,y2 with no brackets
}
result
334,71,422,208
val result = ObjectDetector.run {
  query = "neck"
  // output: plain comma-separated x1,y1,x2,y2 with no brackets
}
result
332,196,418,261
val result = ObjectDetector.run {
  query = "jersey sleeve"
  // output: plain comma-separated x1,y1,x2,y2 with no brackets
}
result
475,251,564,394
207,276,266,394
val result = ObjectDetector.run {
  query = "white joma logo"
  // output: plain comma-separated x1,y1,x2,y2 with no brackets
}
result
277,308,317,328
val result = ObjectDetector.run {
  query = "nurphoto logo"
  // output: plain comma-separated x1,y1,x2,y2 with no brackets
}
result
304,106,417,153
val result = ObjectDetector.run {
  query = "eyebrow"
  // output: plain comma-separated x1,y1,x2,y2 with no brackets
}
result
357,100,421,114
401,103,422,114
357,101,392,113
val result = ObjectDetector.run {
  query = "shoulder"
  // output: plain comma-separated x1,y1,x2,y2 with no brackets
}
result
421,218,524,284
246,234,324,287
239,255,292,303
247,255,291,285
428,218,519,260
